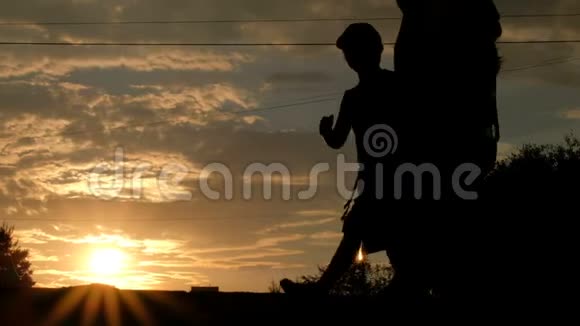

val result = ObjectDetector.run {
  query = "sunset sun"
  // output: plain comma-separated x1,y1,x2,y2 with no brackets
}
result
89,248,126,276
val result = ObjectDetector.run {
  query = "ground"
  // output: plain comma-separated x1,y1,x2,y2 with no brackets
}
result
0,285,406,325
0,281,573,325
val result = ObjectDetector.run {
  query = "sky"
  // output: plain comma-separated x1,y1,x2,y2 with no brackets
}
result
1,0,579,292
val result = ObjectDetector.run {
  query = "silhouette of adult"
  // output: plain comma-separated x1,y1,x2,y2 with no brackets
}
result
395,0,502,183
392,0,504,305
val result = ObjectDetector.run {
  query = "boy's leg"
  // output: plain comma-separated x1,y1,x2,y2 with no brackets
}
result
317,235,361,290
280,234,360,294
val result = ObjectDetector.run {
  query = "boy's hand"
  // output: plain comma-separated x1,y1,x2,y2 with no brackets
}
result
319,115,334,137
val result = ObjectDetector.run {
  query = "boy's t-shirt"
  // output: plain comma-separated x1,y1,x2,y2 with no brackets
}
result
339,69,405,199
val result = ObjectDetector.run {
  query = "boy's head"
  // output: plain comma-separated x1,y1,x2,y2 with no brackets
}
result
396,0,416,14
336,23,384,73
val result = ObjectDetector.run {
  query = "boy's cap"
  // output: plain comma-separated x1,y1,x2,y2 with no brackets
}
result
336,23,384,51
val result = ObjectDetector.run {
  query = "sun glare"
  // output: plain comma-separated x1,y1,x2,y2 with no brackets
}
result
89,248,126,276
356,245,365,263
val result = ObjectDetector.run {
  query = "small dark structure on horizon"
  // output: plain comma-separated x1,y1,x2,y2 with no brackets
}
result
190,286,219,293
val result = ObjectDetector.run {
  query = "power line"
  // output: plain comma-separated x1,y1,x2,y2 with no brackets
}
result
1,13,579,26
503,57,579,73
1,41,375,47
1,40,580,47
0,17,401,26
0,41,342,47
500,13,580,19
499,40,580,45
239,97,338,115
3,217,275,222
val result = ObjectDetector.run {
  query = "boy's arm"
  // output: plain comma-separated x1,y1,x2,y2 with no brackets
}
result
320,91,352,149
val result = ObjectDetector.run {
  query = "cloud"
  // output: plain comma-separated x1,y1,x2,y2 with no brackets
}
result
0,50,253,78
0,105,349,211
189,234,305,254
257,217,336,234
124,83,257,113
167,247,306,270
309,231,342,240
0,79,270,211
16,227,182,250
266,71,334,85
141,239,186,255
13,224,312,289
15,230,50,244
33,268,209,290
295,209,341,218
28,249,60,262
560,108,580,119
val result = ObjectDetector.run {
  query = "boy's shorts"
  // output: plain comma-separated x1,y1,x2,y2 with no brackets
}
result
341,197,392,254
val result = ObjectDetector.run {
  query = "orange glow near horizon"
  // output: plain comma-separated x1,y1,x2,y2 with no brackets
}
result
44,284,155,326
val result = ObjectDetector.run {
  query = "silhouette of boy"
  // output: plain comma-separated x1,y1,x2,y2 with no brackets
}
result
280,23,404,295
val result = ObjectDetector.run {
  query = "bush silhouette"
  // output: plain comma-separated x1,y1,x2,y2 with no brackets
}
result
291,262,394,296
482,134,580,202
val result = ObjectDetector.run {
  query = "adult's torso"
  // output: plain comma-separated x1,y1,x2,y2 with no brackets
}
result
394,0,501,154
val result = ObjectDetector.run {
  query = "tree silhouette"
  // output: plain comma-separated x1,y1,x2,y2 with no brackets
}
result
474,134,580,302
482,134,580,202
0,223,35,288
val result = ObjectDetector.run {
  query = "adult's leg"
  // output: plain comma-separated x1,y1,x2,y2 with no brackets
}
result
383,211,436,301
